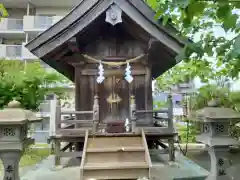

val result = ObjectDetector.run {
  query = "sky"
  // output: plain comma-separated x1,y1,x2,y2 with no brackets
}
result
193,24,240,91
186,8,240,91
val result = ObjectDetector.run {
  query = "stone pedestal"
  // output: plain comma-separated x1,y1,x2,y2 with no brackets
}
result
0,152,21,180
0,100,42,180
195,100,240,180
206,146,233,180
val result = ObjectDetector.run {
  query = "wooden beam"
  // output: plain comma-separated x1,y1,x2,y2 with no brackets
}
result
55,50,70,61
148,39,176,78
46,44,70,61
44,58,74,81
122,15,150,46
83,56,145,64
60,120,93,124
61,111,93,115
59,151,82,158
80,130,89,180
61,53,86,66
60,142,73,152
67,41,79,52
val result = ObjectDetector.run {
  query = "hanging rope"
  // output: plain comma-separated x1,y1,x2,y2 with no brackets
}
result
82,54,146,66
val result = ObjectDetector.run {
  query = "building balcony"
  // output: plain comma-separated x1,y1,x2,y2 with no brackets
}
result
0,44,38,60
0,18,24,32
23,15,63,33
0,18,25,39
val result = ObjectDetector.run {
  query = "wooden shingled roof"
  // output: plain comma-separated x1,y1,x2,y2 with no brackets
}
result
26,0,188,81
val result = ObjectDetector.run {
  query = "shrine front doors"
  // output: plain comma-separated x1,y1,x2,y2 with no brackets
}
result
98,76,130,122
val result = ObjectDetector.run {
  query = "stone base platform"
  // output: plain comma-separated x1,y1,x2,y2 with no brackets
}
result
19,151,208,180
150,150,208,180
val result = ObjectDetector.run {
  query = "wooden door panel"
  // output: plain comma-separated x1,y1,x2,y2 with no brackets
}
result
99,76,129,122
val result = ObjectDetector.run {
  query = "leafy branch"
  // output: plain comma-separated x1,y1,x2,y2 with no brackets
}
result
146,0,240,83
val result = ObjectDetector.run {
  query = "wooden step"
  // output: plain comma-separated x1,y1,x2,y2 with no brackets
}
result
87,136,142,148
83,162,148,170
86,146,144,152
83,168,149,180
85,151,146,164
80,130,151,180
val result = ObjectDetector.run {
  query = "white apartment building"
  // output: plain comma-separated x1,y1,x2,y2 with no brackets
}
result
0,0,80,62
0,1,81,143
0,0,76,98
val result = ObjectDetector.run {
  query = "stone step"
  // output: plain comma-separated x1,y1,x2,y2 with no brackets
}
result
84,162,148,170
82,168,149,180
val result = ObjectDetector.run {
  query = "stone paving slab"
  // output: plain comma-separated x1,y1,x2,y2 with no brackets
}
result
150,150,208,180
21,156,80,180
19,150,209,180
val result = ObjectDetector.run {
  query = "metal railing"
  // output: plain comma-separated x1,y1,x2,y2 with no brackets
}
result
34,16,54,29
7,19,23,30
0,18,23,31
6,45,22,58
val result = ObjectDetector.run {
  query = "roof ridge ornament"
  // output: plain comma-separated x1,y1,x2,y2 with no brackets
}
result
105,4,122,26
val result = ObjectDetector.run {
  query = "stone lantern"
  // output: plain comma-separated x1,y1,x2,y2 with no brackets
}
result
195,100,240,180
0,100,42,180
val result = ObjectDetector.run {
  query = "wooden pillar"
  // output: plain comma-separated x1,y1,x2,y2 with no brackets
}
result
145,66,153,125
53,99,61,166
74,66,86,151
75,66,81,127
54,139,61,166
130,95,136,133
49,97,59,137
167,95,174,130
167,94,175,161
168,138,175,161
92,95,99,134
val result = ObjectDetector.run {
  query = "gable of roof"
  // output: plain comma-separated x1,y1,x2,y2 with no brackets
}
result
25,0,190,81
26,0,187,58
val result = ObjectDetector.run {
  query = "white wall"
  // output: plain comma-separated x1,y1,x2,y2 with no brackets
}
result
231,79,240,91
6,8,26,18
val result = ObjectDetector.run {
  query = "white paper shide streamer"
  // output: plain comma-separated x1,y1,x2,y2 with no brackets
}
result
125,61,133,83
96,61,105,84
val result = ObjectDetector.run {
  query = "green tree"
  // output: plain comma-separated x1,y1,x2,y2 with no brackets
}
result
146,0,240,81
0,4,8,19
0,60,71,110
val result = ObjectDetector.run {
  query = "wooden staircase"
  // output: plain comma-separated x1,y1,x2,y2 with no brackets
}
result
80,130,151,180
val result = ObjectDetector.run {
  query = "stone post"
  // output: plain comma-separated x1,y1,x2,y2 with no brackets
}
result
0,100,42,180
195,99,240,180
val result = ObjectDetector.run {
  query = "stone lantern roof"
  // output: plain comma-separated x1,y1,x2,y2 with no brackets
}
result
0,100,42,125
195,99,240,122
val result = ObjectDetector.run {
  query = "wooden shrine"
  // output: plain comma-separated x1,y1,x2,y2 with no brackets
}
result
26,0,187,179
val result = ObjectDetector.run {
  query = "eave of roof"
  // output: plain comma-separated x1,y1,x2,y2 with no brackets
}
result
26,0,187,57
25,0,190,80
